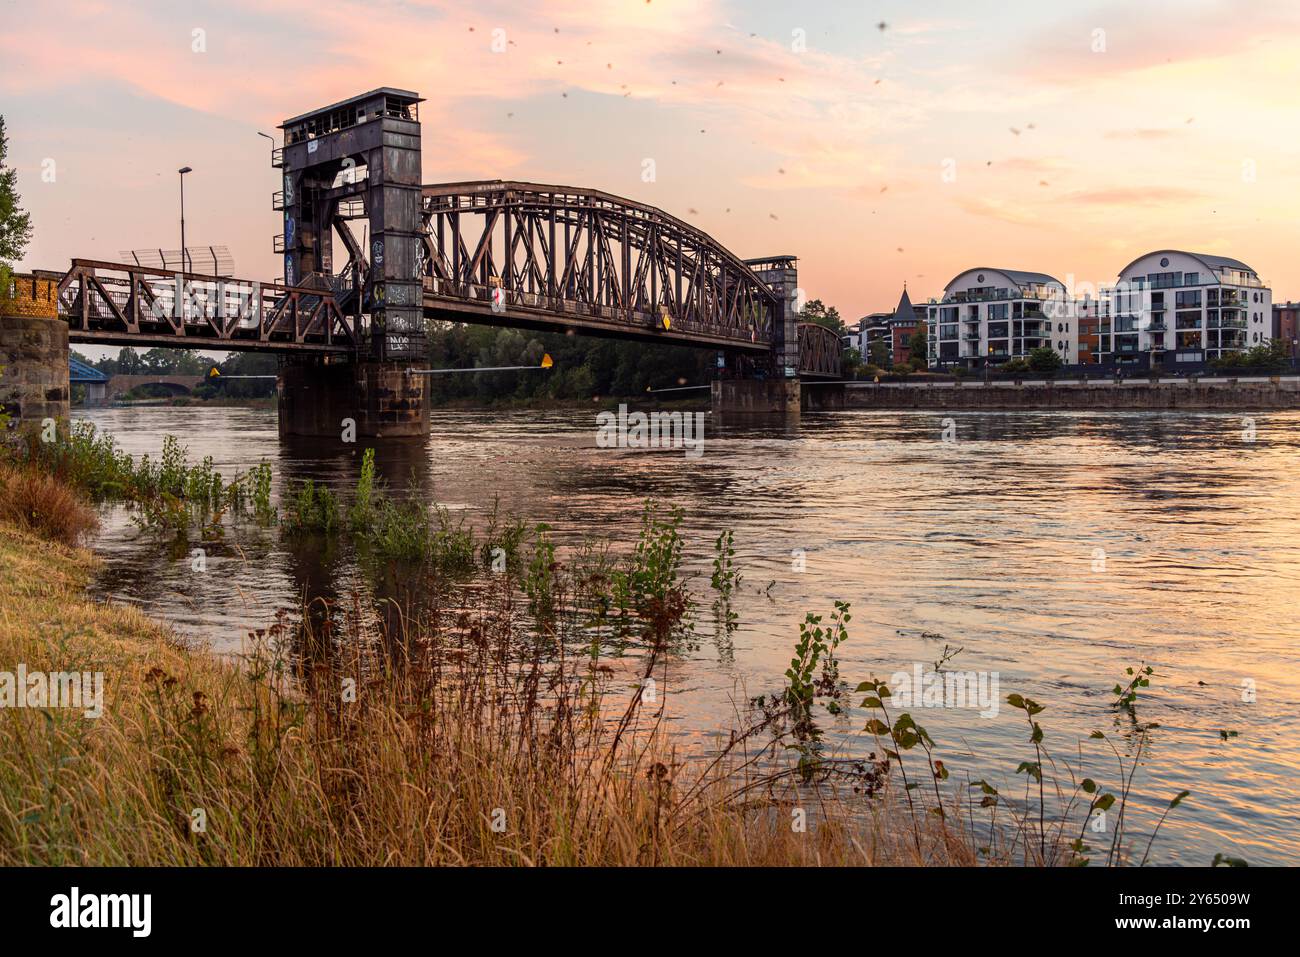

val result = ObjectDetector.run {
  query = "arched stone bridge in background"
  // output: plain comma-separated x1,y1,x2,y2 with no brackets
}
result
106,374,205,398
26,88,845,437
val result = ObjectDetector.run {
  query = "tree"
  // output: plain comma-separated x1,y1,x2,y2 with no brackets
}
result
1027,346,1063,373
798,299,845,334
116,346,144,375
138,347,206,375
868,339,889,369
0,116,32,290
908,323,928,362
420,321,711,404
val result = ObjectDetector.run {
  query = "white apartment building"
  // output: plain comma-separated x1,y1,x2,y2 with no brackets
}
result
926,268,1076,369
1104,250,1271,367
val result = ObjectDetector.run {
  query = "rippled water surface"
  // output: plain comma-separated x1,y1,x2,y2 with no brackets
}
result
77,404,1300,865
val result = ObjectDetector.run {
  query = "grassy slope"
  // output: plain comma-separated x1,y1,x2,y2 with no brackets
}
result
0,524,241,864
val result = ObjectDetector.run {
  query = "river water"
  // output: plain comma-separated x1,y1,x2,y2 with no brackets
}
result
75,404,1300,866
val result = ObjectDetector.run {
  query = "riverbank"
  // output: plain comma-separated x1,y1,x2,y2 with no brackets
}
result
0,515,970,866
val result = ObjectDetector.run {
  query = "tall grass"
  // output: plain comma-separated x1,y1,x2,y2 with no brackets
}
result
0,463,98,545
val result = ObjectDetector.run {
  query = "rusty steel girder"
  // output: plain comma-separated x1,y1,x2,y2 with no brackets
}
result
419,181,778,352
55,259,356,353
796,322,843,378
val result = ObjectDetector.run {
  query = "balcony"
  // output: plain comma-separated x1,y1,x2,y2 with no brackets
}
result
272,190,285,211
271,146,284,168
337,198,366,218
272,234,286,253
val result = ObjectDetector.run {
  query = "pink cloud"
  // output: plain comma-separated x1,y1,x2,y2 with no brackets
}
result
1062,186,1204,206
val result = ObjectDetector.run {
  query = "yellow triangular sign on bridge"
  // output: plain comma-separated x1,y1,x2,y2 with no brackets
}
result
209,367,221,377
540,353,553,368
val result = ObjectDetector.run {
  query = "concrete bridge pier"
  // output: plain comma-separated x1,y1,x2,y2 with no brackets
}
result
278,356,430,439
0,274,69,432
82,381,108,407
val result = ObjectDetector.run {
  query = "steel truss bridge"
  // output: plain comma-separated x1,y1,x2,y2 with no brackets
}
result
52,180,842,377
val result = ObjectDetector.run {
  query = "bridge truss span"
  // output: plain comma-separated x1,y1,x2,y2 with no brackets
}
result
55,259,356,353
796,322,843,378
419,181,778,352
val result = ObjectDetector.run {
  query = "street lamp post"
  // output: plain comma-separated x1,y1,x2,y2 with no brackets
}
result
178,166,193,274
256,130,276,164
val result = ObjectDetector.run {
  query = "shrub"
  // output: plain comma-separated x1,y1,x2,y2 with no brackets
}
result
1027,346,1063,374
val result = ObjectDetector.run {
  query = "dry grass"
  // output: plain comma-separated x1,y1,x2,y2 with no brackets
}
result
0,462,99,546
0,520,981,867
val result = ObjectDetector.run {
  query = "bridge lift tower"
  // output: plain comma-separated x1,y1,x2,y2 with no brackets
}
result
273,88,430,436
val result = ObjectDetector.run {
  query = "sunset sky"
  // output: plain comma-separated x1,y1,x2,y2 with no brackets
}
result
5,0,1300,324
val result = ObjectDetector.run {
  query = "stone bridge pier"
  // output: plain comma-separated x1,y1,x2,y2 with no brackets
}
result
0,273,69,432
278,356,429,439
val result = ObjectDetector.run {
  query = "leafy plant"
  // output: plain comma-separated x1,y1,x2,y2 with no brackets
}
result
710,529,741,632
282,479,340,534
1112,664,1154,712
524,523,557,619
250,461,275,525
349,448,376,530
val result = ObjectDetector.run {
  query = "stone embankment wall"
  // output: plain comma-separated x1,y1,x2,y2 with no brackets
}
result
840,378,1300,410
